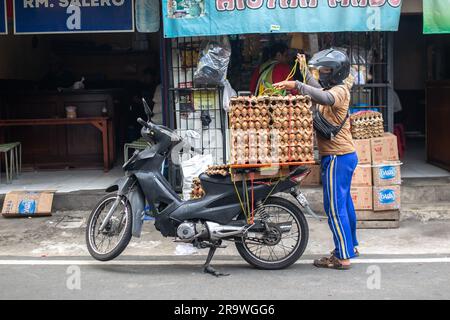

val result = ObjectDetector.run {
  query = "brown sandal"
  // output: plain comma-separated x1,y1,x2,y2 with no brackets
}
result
330,248,360,258
314,255,352,270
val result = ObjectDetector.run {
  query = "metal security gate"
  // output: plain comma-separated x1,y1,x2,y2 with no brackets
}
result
165,37,228,192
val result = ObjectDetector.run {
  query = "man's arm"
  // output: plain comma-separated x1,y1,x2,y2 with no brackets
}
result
303,69,322,89
295,81,335,106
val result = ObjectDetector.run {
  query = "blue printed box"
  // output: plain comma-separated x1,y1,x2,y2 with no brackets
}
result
372,162,401,187
373,185,401,212
1,191,54,217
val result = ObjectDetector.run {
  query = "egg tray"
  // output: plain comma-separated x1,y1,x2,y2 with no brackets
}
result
190,177,205,200
229,95,314,166
350,111,384,140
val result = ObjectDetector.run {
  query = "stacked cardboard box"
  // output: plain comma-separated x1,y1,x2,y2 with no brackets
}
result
351,132,401,229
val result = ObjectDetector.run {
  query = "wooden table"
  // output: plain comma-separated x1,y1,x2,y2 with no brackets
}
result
0,117,114,172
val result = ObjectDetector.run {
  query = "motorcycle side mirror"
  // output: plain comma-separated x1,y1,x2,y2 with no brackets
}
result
142,97,154,121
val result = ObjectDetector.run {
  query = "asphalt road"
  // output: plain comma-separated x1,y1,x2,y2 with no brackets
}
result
1,255,450,300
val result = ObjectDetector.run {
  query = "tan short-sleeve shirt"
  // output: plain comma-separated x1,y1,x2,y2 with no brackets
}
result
316,85,356,156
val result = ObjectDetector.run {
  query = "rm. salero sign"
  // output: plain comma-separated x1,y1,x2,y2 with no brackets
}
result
163,0,402,38
14,0,134,34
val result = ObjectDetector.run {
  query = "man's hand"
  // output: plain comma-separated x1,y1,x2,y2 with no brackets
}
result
273,80,297,91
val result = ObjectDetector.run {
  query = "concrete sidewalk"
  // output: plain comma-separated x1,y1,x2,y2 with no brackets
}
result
1,211,450,258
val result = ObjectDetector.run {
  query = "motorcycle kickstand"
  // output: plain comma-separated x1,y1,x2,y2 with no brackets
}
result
203,244,229,278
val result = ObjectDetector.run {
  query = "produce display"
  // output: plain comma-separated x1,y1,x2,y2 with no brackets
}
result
229,95,314,165
350,110,384,140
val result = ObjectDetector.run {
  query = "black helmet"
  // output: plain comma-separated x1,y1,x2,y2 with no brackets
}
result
308,48,350,89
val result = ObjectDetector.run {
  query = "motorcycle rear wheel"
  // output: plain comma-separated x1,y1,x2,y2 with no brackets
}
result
235,196,309,270
86,193,132,261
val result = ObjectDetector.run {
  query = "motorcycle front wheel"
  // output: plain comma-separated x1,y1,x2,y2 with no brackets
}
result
235,196,309,270
86,193,132,261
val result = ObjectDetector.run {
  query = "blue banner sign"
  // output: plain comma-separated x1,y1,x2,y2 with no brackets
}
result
14,0,134,34
163,0,402,38
0,0,6,34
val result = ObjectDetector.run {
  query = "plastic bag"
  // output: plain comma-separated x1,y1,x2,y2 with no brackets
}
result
181,153,213,200
194,37,231,86
222,79,237,112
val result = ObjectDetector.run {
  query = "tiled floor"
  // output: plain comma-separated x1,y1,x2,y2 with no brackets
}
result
0,166,123,194
401,137,450,178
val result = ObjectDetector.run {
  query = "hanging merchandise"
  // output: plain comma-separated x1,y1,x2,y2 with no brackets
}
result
222,79,237,113
135,0,160,33
194,37,231,86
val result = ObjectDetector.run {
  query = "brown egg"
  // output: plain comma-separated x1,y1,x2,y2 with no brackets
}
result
248,108,254,117
289,133,295,141
289,106,295,115
241,121,248,130
273,108,282,117
241,108,248,117
254,121,261,130
295,107,302,116
254,108,261,117
234,123,241,130
301,106,309,116
281,107,288,116
302,120,309,128
304,146,311,154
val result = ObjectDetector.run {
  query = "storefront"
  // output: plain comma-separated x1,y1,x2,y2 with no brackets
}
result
394,0,450,175
0,0,161,173
160,0,404,189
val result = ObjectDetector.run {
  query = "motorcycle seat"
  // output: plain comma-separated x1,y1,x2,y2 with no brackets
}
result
289,166,310,176
199,173,233,185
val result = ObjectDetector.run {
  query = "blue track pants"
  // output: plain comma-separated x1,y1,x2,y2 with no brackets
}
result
321,152,359,260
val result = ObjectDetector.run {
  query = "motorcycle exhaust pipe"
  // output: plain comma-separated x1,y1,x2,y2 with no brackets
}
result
205,222,248,241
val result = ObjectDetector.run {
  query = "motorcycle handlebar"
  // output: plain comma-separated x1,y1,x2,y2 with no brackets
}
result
137,118,151,129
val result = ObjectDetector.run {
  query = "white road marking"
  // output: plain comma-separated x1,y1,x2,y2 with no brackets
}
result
0,257,449,266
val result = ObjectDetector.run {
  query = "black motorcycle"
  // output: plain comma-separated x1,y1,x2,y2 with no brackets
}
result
86,99,318,276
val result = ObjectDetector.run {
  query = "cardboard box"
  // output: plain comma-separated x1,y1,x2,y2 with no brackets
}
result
2,191,54,218
370,132,399,164
352,165,372,186
372,162,402,186
350,186,373,210
353,139,371,164
301,164,321,186
373,185,401,211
